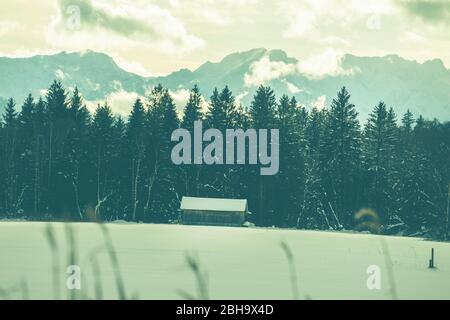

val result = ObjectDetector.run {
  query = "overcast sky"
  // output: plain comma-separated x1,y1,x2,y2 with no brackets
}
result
0,0,449,76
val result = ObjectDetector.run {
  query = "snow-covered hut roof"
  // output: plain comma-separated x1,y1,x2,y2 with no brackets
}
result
180,197,247,213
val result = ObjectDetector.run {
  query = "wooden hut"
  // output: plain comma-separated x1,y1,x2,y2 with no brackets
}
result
180,196,248,227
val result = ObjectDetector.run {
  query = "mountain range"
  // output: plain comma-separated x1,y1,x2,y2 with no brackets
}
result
0,48,449,121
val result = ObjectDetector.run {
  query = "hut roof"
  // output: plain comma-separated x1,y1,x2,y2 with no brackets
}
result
180,197,247,212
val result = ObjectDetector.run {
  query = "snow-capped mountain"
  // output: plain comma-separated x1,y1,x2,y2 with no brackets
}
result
1,48,449,120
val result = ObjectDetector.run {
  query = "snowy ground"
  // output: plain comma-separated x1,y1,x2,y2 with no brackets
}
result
0,221,450,299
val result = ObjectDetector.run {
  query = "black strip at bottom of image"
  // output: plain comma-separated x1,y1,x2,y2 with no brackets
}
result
0,300,448,318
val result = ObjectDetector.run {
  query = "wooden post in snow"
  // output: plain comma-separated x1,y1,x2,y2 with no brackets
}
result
429,248,435,269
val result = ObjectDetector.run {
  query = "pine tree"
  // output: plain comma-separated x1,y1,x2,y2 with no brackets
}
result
65,88,91,219
126,98,146,221
69,88,83,116
398,117,449,237
276,95,306,227
3,98,17,126
91,103,115,219
249,85,278,226
321,87,362,228
249,85,277,128
181,85,204,196
205,86,239,130
19,94,35,131
203,86,241,199
17,94,36,214
362,102,399,223
2,98,18,213
416,115,425,130
301,107,329,229
45,80,70,216
402,109,414,133
31,98,47,215
145,87,180,222
182,85,203,130
397,110,430,233
109,116,128,219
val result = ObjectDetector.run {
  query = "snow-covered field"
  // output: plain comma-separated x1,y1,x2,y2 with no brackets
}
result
0,221,450,299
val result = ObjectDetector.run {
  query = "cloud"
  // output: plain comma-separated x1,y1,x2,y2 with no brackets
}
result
168,0,257,26
200,9,232,26
318,36,351,46
55,69,66,80
282,10,317,38
40,89,49,97
244,49,356,87
86,86,207,118
297,48,356,80
169,88,190,113
168,88,209,116
0,21,18,37
404,31,426,42
236,91,249,105
284,81,302,94
280,0,397,40
86,89,141,117
398,0,450,24
112,55,156,77
312,95,327,110
48,0,204,54
244,56,296,87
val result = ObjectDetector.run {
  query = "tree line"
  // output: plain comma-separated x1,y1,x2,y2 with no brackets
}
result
0,81,449,239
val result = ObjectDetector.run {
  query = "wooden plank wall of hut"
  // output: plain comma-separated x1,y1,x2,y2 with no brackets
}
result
182,210,245,226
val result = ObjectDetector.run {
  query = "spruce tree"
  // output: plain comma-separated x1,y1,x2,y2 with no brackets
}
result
31,98,47,215
45,81,70,216
397,110,430,233
182,84,203,129
276,95,306,227
203,86,241,199
17,94,36,214
19,94,35,132
109,116,128,219
362,102,399,223
2,98,18,214
321,87,362,228
65,88,91,219
402,109,414,133
205,86,239,130
145,88,180,222
3,98,17,126
91,103,115,219
249,85,278,226
301,107,329,229
181,85,204,196
126,98,146,221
